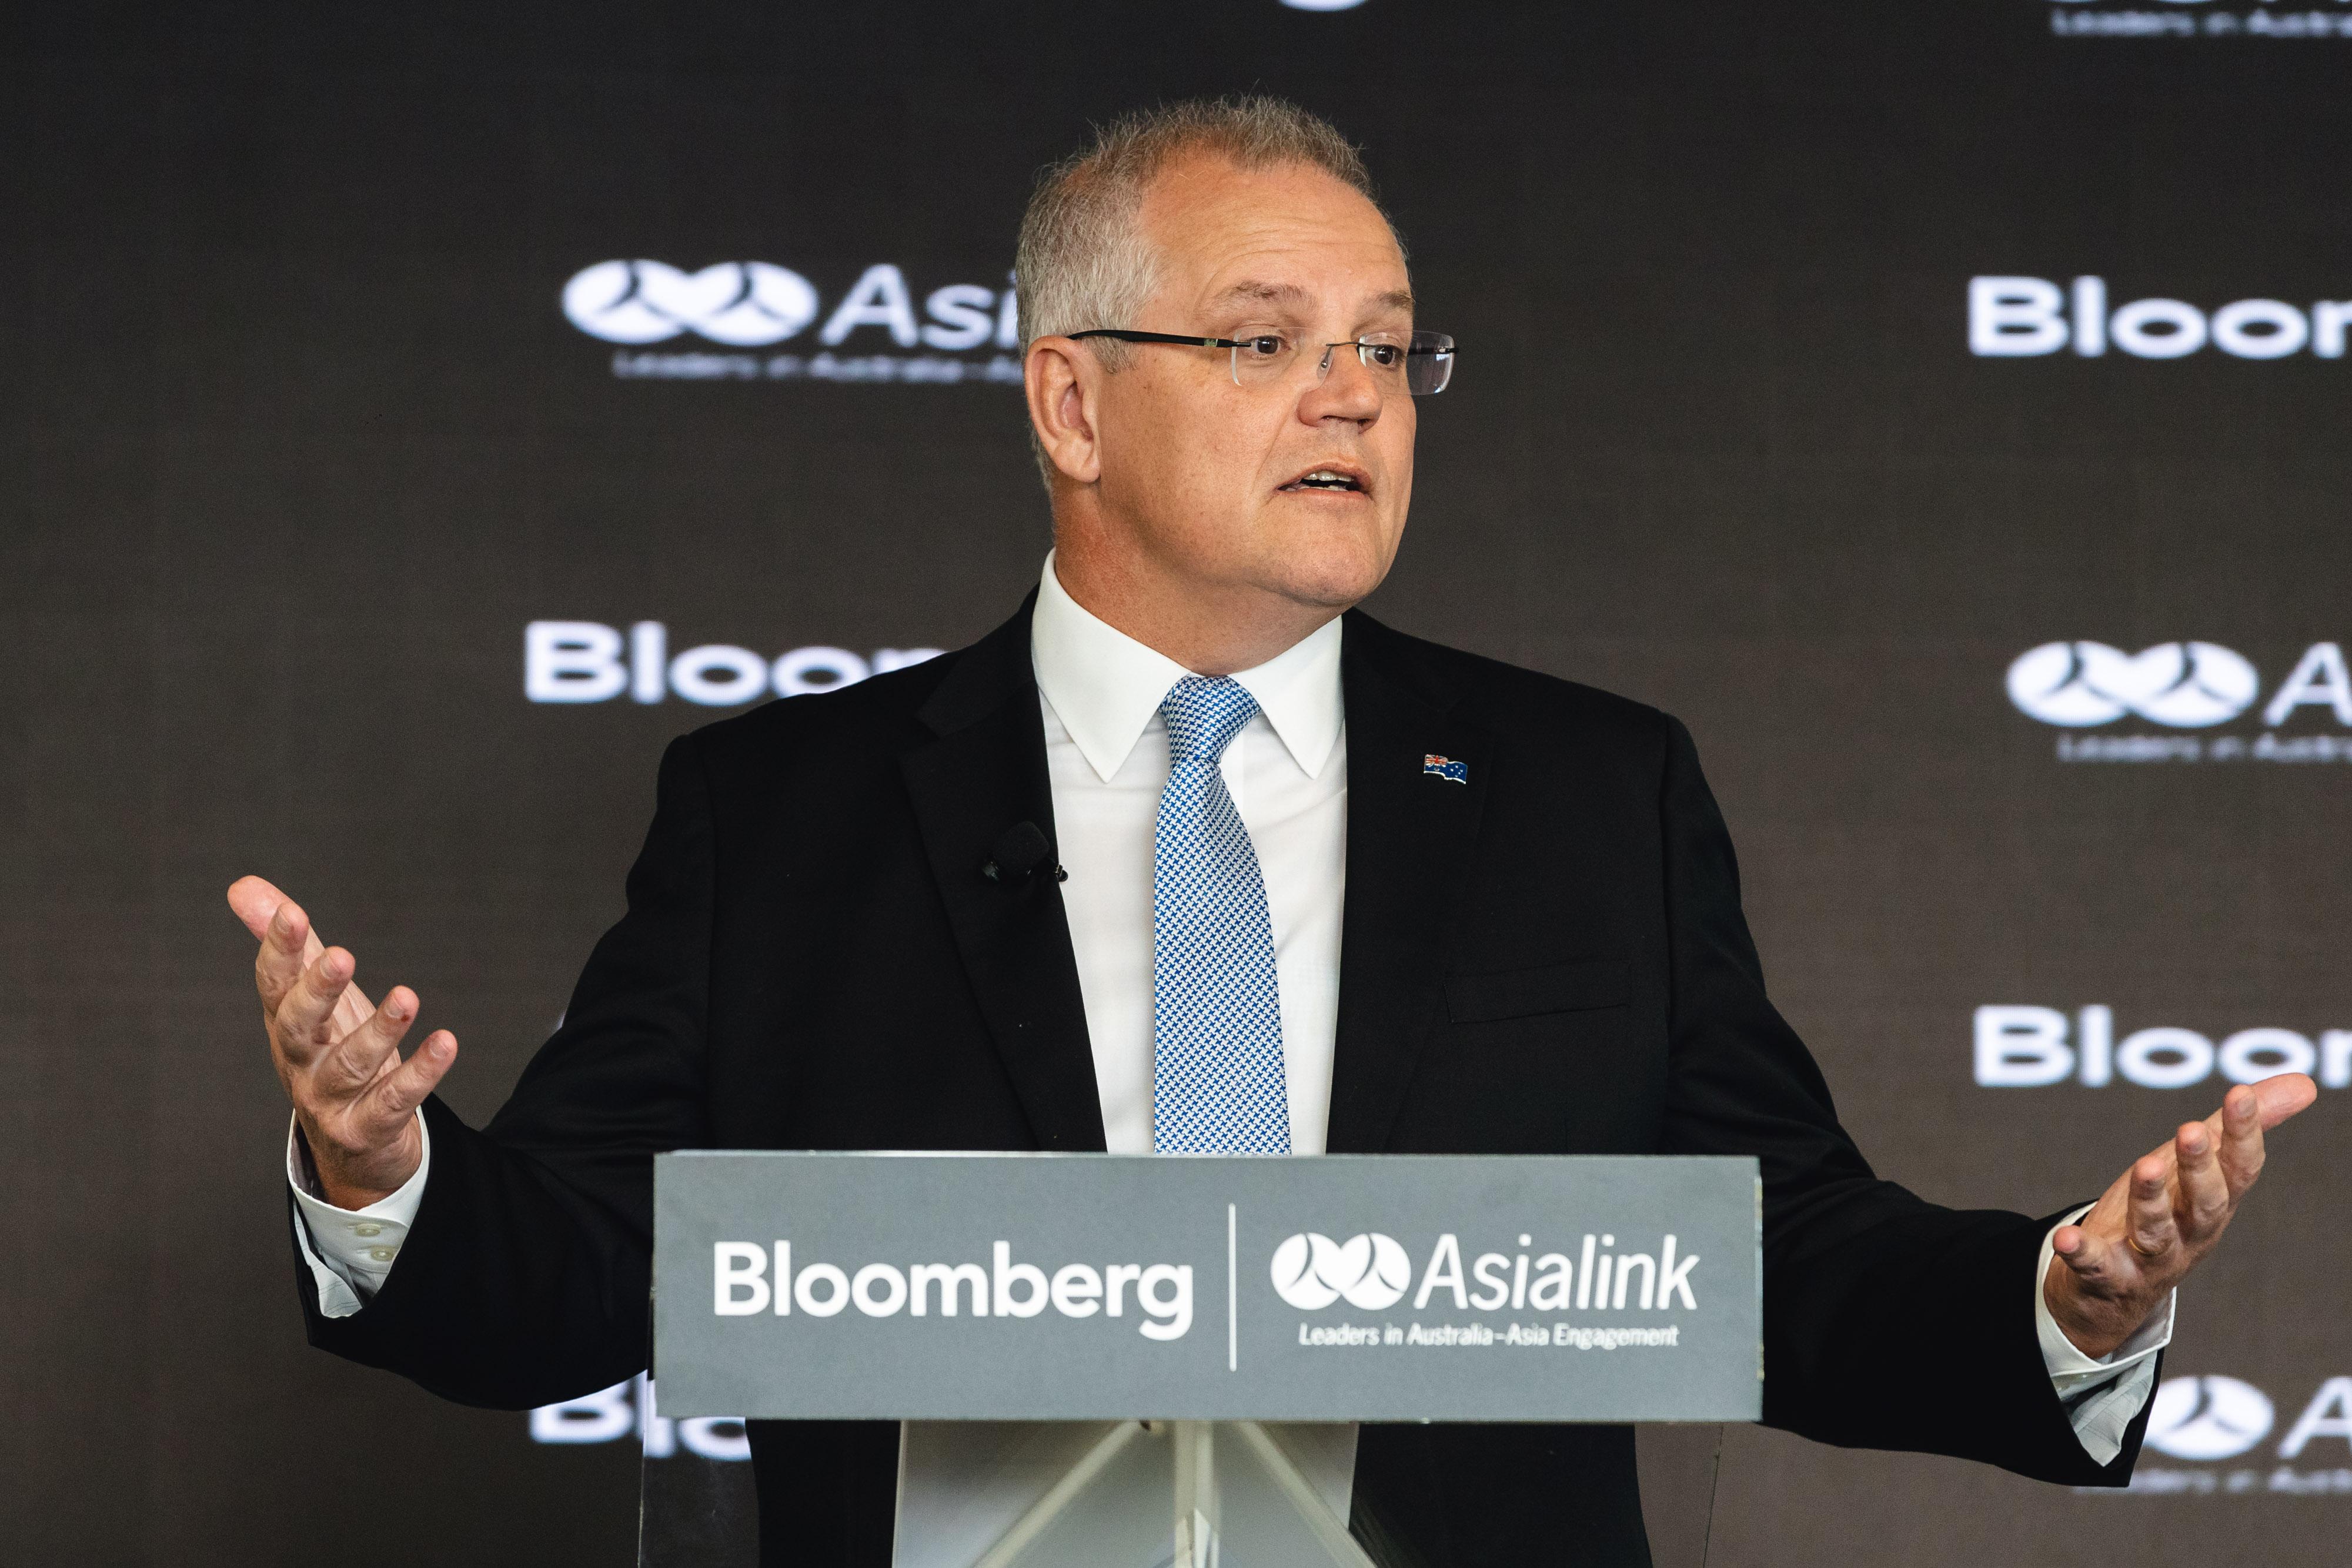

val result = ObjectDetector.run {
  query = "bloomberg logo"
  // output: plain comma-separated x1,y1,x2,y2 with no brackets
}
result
713,1239,1196,1340
528,1373,747,1462
1974,1005,2351,1091
1970,277,2351,360
563,259,1021,384
526,621,940,707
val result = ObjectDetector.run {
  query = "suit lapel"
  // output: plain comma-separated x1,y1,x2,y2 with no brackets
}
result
1325,611,1494,1154
900,597,1107,1152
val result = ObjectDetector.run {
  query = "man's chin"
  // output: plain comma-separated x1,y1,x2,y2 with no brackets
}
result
1256,542,1397,613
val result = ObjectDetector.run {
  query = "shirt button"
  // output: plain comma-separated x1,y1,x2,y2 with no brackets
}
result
368,1247,396,1263
353,1223,383,1238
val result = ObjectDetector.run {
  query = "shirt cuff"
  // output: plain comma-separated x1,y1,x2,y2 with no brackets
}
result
2034,1202,2175,1465
286,1111,430,1320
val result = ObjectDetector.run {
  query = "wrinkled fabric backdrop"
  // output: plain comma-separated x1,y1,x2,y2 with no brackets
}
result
5,2,2347,1563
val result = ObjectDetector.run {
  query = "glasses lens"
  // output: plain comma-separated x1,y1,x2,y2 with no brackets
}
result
1405,332,1455,396
1230,333,1295,386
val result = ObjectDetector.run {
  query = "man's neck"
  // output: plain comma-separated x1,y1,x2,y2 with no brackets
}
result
1050,546,1341,677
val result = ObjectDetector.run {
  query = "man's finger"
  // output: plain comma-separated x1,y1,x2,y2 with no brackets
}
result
312,986,422,1098
2124,1152,2177,1262
2174,1119,2230,1236
275,945,359,1055
252,897,315,1016
2215,1082,2269,1196
242,885,375,1039
360,1029,459,1129
2239,1073,2317,1132
227,875,289,940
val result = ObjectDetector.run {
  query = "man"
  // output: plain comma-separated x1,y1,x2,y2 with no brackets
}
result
232,99,2314,1566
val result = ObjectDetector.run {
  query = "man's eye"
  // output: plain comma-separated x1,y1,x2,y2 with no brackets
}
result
1364,343,1404,368
1238,335,1288,359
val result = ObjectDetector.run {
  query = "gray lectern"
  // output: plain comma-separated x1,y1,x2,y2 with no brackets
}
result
644,1152,1760,1566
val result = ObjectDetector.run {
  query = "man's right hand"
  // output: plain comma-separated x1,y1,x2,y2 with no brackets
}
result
228,875,458,1209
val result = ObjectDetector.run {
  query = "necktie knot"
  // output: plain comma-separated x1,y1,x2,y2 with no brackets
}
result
1161,676,1259,769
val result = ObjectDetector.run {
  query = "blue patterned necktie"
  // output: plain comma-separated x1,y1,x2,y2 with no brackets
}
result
1152,676,1291,1155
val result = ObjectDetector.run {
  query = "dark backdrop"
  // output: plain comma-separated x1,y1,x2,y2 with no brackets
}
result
5,2,2347,1563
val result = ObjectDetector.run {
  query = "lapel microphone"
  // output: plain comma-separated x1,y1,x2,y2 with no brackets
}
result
981,820,1067,884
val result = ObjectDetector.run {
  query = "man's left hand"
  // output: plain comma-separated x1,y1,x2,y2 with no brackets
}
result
2044,1072,2318,1359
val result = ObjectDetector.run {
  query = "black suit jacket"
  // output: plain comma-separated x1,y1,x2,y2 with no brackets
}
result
296,600,2152,1566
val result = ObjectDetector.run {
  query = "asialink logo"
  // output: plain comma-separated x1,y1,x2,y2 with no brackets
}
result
2004,640,2352,763
2045,4,2352,41
1270,1233,1411,1310
560,258,1024,384
1271,1231,1700,1315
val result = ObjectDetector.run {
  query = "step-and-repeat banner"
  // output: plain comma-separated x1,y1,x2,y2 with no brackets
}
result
7,2,2346,1563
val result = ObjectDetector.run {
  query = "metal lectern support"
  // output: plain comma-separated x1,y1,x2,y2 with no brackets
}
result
1172,1421,1217,1568
971,1420,1375,1568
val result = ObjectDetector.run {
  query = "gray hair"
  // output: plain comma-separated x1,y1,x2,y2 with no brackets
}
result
1014,96,1395,487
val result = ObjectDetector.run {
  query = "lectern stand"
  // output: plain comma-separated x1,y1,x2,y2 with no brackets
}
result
643,1151,1762,1567
954,1419,1369,1568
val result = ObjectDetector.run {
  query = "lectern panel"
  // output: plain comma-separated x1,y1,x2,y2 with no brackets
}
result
652,1153,1760,1424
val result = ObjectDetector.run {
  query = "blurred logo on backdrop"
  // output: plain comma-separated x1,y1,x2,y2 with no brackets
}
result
524,621,942,707
1970,278,2351,359
529,1373,748,1462
2072,1375,2352,1497
1972,1005,2349,1092
561,258,1023,384
2004,641,2352,763
2046,2,2352,40
524,1372,2346,1485
564,261,820,346
2007,643,2259,728
2149,1377,2276,1460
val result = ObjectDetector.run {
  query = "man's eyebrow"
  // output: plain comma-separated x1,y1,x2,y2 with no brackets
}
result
1206,281,1418,317
1207,280,1315,310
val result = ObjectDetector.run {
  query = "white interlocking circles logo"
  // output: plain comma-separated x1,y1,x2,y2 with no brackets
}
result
2145,1375,2275,1461
2006,641,2259,728
1269,1232,1411,1310
563,260,820,345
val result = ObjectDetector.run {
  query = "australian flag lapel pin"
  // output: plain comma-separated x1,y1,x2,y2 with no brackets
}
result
1422,753,1468,784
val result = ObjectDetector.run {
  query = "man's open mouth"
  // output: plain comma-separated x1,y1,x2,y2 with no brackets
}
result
1279,467,1367,493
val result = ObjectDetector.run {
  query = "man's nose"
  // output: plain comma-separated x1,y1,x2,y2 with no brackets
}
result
1299,346,1384,424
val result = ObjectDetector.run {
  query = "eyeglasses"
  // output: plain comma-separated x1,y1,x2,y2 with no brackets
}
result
1067,328,1456,395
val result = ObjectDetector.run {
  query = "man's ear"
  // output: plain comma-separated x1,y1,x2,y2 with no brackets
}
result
1025,337,1103,485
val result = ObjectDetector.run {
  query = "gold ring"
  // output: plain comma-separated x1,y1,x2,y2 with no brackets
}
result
2125,1234,2167,1261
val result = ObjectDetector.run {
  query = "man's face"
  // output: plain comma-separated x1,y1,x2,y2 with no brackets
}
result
1083,156,1418,613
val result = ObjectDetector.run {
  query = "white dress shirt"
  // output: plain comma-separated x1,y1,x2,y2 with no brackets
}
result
288,552,2171,1559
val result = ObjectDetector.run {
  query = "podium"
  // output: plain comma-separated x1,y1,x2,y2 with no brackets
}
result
644,1152,1760,1566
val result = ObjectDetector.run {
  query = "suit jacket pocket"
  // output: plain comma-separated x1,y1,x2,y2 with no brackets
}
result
1445,956,1631,1025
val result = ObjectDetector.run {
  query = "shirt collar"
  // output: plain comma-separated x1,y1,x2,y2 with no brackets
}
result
1030,551,1345,784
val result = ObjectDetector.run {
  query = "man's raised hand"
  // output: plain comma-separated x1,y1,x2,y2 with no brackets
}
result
228,875,457,1210
2043,1071,2317,1359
